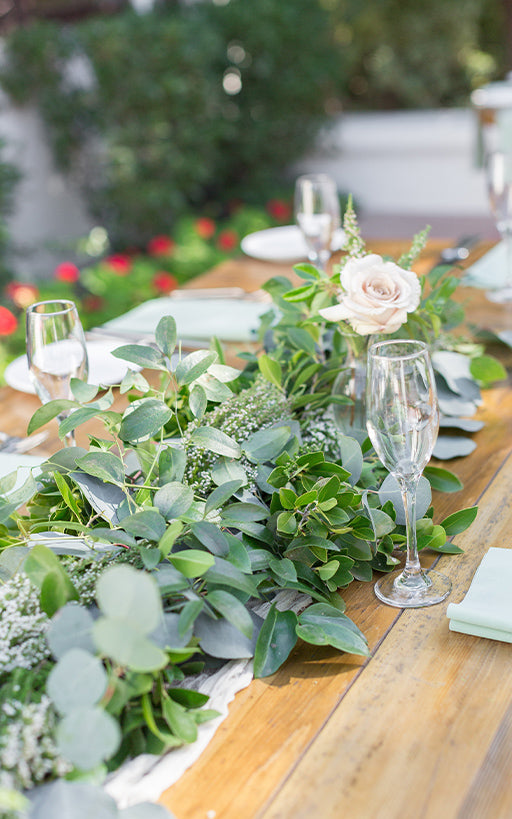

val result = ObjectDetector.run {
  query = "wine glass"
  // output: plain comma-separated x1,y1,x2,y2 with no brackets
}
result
26,299,88,445
294,173,340,270
485,150,512,302
366,339,452,607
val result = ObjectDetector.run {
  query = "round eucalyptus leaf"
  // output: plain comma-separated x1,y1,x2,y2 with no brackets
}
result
433,436,477,460
47,648,107,715
47,603,96,660
57,706,121,770
150,611,192,650
30,780,118,819
93,617,168,672
378,474,432,526
96,564,162,633
121,509,167,541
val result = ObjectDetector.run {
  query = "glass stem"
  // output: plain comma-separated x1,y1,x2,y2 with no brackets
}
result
399,475,425,587
505,229,512,289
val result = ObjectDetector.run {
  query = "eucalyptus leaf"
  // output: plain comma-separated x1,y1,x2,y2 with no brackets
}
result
120,399,172,444
438,416,484,432
29,781,118,819
190,521,230,555
189,384,208,419
423,465,463,493
150,612,192,650
258,353,282,387
76,451,125,485
433,436,477,460
337,434,363,485
96,564,163,633
111,344,167,370
93,618,168,672
440,506,478,535
169,549,215,578
195,610,261,659
297,603,369,656
159,444,186,483
206,589,254,639
153,482,194,520
253,604,298,678
122,509,167,541
155,315,177,358
195,373,232,403
47,648,107,714
68,471,126,523
211,458,248,487
378,474,432,526
190,426,241,458
243,426,291,463
175,350,217,386
205,479,244,514
47,603,96,659
27,399,78,435
70,379,99,404
57,706,121,770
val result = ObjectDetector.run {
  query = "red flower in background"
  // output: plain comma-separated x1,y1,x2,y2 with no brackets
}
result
195,217,216,239
104,254,132,275
148,235,175,257
217,229,238,252
266,198,291,222
0,306,18,336
5,282,39,308
153,272,178,294
83,295,105,312
54,262,80,283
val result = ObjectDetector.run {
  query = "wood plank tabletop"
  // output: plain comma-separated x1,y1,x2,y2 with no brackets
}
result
1,237,511,819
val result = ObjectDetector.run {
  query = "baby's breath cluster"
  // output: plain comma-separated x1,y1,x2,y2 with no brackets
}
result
183,377,292,496
300,407,341,463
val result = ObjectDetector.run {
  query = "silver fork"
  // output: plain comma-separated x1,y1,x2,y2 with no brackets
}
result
0,430,49,454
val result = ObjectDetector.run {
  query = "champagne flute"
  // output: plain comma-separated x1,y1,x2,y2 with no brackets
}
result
294,173,340,270
366,339,452,607
26,299,88,445
485,150,512,302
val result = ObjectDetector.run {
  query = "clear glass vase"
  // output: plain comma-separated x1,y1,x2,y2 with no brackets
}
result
331,334,370,444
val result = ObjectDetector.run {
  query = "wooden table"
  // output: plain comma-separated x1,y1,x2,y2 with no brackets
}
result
2,239,512,818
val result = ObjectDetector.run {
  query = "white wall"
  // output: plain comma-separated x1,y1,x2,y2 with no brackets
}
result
293,108,489,217
0,90,93,279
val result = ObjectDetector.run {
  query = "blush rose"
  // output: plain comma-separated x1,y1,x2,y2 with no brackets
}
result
319,254,421,335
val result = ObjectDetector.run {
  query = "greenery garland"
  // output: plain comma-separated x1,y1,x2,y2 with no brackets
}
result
0,207,497,816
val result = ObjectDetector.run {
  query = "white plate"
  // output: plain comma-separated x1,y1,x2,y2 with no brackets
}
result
4,338,139,395
241,224,346,263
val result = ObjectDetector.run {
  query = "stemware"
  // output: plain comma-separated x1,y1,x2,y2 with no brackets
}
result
366,339,452,607
485,150,512,302
294,173,340,270
26,299,88,445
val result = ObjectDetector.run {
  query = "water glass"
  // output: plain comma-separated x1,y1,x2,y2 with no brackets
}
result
294,174,340,270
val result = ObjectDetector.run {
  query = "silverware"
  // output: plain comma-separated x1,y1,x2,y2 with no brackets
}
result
0,430,49,454
438,235,480,265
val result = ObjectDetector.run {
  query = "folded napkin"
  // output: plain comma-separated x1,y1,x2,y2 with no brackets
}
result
463,241,507,289
447,547,512,643
103,297,273,343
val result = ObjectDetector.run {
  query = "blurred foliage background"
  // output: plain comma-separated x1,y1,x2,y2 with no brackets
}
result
0,0,509,254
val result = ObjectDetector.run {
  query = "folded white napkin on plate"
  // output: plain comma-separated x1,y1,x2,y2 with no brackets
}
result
103,297,273,343
463,241,507,289
447,547,512,643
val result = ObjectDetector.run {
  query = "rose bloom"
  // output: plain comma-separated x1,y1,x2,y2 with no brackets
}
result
266,198,291,222
83,294,105,312
6,282,39,308
153,271,178,294
195,217,216,239
54,262,80,283
319,254,421,335
0,305,18,336
148,235,175,257
104,254,132,275
217,229,238,252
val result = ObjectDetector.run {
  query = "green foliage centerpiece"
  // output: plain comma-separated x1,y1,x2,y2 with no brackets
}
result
0,203,489,816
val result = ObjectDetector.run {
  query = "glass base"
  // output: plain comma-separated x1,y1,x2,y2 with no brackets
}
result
486,286,512,303
374,569,452,608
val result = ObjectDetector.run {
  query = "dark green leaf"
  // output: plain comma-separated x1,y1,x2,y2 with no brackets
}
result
253,604,298,677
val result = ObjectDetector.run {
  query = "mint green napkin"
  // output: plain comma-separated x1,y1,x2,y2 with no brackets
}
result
463,241,507,289
447,547,512,643
104,297,272,343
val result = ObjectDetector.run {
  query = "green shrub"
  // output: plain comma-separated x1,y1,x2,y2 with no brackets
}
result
0,141,21,288
0,1,337,248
